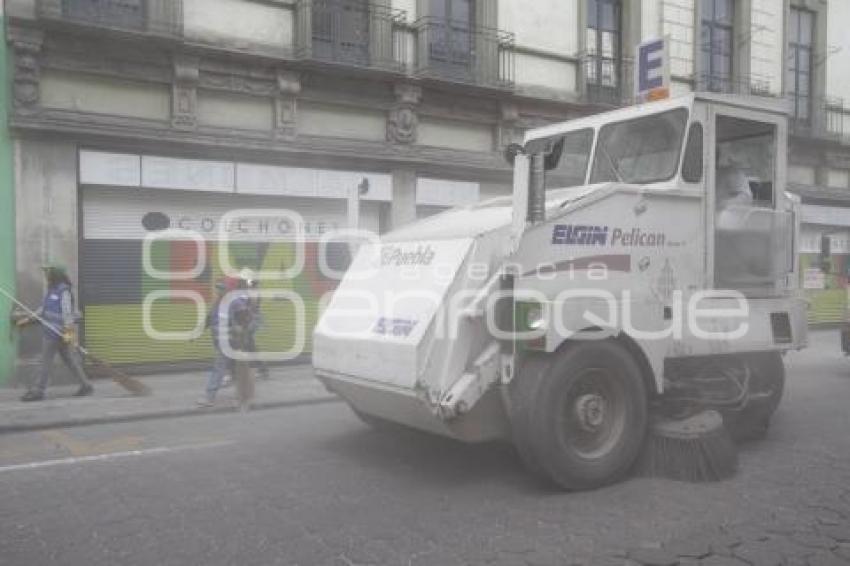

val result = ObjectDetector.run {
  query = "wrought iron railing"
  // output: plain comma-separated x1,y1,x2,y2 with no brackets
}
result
37,0,182,37
296,0,407,72
413,17,514,89
790,96,847,142
580,53,634,107
695,74,773,97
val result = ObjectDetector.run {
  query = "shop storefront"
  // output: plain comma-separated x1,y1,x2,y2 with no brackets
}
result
800,205,850,325
78,150,387,371
75,150,481,371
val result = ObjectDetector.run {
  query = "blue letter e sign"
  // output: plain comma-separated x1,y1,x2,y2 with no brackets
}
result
638,39,665,92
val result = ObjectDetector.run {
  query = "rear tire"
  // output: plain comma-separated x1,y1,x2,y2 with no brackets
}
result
508,354,551,479
512,340,649,490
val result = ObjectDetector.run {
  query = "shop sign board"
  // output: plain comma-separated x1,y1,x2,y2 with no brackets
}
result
803,268,826,290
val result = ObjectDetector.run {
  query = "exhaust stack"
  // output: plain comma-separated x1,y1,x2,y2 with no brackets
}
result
528,153,546,224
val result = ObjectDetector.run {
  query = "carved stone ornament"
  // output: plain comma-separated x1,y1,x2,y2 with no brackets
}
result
388,105,418,144
387,83,421,144
8,28,44,112
274,70,301,141
172,54,200,130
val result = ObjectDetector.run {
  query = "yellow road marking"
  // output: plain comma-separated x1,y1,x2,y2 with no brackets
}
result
40,430,145,457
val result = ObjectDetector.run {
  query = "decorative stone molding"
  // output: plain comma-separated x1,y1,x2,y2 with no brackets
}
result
171,54,199,131
199,73,275,96
387,83,421,144
8,27,44,113
274,70,301,141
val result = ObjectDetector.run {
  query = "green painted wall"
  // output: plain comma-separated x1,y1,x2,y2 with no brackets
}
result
0,8,16,385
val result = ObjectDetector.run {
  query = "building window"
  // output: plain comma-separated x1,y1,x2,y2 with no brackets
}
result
428,0,474,78
62,0,145,30
312,0,371,66
585,0,622,98
788,7,814,123
701,0,734,92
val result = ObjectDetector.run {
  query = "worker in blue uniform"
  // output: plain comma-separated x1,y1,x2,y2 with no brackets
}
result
17,264,93,402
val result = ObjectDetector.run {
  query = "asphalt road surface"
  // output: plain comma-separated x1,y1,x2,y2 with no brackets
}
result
2,330,850,566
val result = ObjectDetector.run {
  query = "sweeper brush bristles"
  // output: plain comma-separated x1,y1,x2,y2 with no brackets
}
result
636,410,737,482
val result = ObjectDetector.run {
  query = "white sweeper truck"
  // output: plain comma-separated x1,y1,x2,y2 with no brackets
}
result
313,93,809,489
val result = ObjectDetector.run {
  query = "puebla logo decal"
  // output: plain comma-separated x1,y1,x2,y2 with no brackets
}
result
380,245,436,267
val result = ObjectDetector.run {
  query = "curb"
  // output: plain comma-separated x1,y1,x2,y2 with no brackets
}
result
0,394,342,435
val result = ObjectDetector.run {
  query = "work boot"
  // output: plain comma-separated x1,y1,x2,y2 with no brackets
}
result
73,384,94,397
20,390,45,402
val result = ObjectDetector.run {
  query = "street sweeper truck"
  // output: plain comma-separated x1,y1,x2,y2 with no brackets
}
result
313,92,808,489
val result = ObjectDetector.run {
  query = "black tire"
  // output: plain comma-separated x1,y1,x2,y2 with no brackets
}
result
508,354,551,479
725,352,785,442
515,340,649,490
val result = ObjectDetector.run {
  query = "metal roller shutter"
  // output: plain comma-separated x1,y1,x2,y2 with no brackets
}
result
800,253,849,325
80,186,377,372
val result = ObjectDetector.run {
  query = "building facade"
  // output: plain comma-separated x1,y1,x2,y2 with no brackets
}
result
4,0,850,378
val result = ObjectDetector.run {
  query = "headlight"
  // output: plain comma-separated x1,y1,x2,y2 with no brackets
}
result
525,305,546,331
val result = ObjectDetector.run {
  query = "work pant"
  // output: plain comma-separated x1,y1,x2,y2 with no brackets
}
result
205,348,232,401
34,338,91,393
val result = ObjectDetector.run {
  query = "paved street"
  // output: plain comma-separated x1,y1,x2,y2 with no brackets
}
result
2,330,850,566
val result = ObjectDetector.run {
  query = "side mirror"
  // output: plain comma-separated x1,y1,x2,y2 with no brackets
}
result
357,177,370,196
503,143,524,166
820,235,832,272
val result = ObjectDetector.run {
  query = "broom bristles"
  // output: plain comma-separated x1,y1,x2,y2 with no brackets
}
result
84,353,152,397
636,410,737,482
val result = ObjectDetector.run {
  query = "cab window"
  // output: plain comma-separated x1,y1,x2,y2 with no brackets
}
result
590,108,688,184
543,129,594,189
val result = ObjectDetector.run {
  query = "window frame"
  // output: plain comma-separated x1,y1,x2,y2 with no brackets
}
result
788,6,815,124
585,0,623,91
589,107,691,186
311,0,373,67
62,0,147,30
542,128,596,190
700,0,735,93
427,0,475,72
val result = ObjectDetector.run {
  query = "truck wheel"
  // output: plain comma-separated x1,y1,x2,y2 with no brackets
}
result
509,354,551,479
524,340,648,490
726,352,785,442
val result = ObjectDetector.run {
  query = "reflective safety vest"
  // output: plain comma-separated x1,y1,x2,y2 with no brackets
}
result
42,283,71,341
209,292,252,350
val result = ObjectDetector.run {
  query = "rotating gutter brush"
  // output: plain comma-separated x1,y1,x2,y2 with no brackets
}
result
636,410,738,482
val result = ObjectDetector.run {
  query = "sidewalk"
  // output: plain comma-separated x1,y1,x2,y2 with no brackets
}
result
0,364,338,434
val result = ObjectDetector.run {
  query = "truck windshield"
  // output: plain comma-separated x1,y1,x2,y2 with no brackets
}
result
589,108,689,184
544,128,594,189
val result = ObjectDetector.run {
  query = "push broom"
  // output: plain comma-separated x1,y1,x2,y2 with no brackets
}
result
0,285,152,397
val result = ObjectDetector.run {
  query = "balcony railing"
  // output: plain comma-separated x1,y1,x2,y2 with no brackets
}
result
296,0,407,73
413,17,514,89
695,74,773,97
580,54,634,107
790,96,847,142
37,0,183,37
